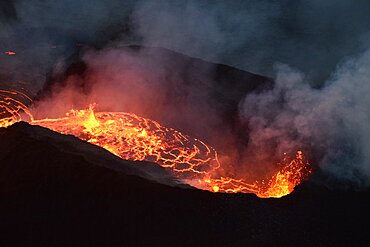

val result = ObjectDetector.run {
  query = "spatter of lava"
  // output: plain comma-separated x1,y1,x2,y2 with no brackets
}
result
1,91,312,198
0,89,33,128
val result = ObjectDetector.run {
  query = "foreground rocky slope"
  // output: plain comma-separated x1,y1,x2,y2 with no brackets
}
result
0,122,369,246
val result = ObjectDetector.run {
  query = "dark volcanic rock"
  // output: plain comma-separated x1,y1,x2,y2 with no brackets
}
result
0,123,370,246
0,122,184,189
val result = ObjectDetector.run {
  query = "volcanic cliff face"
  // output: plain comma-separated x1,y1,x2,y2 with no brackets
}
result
1,122,370,246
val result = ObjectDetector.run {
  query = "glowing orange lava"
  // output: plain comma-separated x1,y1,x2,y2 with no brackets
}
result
1,93,312,198
0,89,33,128
31,105,221,178
31,105,312,198
195,150,311,198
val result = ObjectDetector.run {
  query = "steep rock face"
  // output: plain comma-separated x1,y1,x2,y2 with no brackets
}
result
0,122,370,246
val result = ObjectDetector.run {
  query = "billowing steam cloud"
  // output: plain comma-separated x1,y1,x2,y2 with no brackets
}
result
240,51,370,187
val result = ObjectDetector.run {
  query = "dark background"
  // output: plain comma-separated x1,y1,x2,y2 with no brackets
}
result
1,0,370,89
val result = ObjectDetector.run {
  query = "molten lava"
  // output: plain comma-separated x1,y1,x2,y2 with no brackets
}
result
31,105,311,198
1,92,312,198
196,151,311,198
0,89,33,128
31,105,221,178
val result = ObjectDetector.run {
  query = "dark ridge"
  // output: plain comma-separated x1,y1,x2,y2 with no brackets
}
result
0,122,369,246
36,45,272,103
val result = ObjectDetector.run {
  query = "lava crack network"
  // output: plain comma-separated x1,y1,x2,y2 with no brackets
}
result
1,91,312,198
0,89,32,128
31,106,312,198
32,107,221,177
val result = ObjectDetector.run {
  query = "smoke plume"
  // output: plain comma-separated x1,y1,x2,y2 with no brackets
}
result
240,50,370,187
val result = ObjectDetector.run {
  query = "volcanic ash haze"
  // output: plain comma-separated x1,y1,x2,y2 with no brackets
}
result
2,0,370,88
31,44,370,190
32,46,278,183
2,0,370,189
239,51,370,187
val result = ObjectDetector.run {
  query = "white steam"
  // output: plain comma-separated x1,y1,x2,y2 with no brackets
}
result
240,50,370,186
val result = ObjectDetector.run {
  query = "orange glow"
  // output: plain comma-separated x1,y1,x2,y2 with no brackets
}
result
1,96,312,198
0,89,33,128
194,150,311,198
31,105,221,178
31,105,312,198
4,51,16,55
